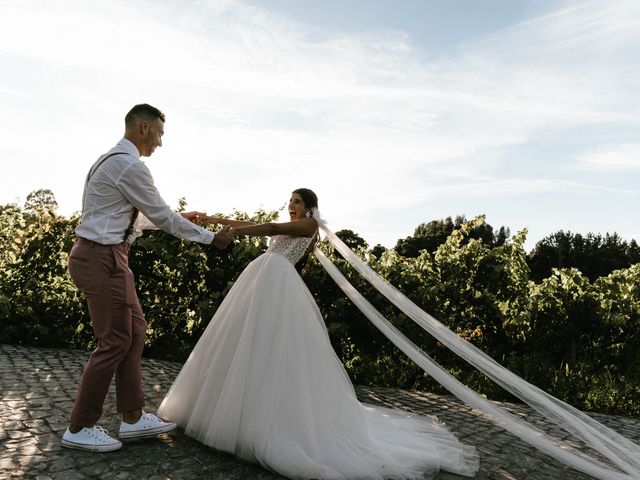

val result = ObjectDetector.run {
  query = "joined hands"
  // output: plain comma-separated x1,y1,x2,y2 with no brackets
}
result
181,211,207,226
181,211,235,249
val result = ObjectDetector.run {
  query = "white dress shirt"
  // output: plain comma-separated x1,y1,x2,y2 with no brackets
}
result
76,138,214,245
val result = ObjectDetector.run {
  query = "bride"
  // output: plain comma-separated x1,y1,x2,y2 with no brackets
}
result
157,188,479,480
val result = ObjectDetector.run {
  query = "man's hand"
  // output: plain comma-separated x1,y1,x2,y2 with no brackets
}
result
212,225,234,249
181,211,207,226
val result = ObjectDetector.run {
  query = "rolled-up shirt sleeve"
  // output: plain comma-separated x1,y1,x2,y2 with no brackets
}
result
116,162,214,244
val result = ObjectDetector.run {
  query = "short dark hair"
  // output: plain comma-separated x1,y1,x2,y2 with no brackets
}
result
293,188,318,210
125,104,165,128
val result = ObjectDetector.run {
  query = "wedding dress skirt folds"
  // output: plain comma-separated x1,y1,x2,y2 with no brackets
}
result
158,235,478,479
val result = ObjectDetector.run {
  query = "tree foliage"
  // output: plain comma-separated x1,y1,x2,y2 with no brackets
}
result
1,193,639,416
527,231,640,281
24,188,59,218
394,215,510,258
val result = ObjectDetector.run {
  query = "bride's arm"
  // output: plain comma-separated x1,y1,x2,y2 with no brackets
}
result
202,215,257,228
232,218,317,237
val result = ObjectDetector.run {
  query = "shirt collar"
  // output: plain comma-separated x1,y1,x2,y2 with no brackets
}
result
117,138,141,159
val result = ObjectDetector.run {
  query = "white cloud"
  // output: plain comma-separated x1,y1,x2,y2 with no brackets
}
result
577,144,640,171
0,0,638,249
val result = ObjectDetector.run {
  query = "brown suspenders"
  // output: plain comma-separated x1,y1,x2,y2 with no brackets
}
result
84,152,126,183
82,152,140,244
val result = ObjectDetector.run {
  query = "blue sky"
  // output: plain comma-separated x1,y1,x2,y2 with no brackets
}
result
0,0,638,250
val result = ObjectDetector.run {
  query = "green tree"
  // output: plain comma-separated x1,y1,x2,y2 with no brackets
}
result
24,188,59,218
0,209,88,347
395,215,510,258
0,204,26,268
527,231,640,282
335,229,368,250
369,244,387,259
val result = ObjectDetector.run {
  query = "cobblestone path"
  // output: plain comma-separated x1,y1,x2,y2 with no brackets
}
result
1,344,639,480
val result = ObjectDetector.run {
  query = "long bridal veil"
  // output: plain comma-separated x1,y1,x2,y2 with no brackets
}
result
313,219,640,480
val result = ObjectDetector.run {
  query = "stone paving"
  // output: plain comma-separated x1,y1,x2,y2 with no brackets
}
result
1,343,639,480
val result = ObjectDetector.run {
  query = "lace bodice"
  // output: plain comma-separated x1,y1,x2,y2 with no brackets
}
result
266,235,314,265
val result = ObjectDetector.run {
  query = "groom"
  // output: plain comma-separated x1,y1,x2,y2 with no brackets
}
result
62,103,232,452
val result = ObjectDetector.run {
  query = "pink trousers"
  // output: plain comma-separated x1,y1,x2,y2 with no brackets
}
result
67,237,146,427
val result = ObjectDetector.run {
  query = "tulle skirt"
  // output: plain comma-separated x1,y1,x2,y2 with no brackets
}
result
158,252,479,479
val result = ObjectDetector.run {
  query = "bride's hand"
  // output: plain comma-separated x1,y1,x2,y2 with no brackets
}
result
202,215,224,225
182,211,207,225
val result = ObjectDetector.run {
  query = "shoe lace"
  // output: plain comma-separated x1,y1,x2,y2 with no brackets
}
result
90,425,111,440
142,412,160,422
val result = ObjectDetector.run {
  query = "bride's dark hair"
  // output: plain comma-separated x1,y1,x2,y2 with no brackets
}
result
292,188,318,212
292,188,319,274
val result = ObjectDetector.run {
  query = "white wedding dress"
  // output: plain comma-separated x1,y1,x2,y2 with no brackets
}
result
158,234,479,480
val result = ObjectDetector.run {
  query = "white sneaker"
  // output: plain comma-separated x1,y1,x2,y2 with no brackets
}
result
61,426,123,452
119,411,176,440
